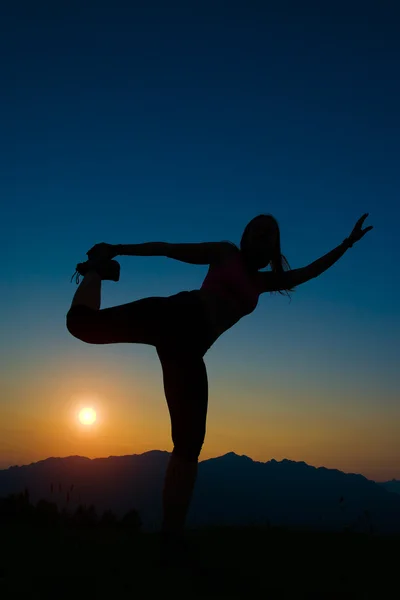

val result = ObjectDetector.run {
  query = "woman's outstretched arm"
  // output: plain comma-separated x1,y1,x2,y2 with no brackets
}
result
119,241,234,264
259,238,353,292
287,238,353,287
88,241,234,265
259,213,373,292
116,242,167,256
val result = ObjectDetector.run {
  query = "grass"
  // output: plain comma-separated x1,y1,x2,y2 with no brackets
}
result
1,521,397,598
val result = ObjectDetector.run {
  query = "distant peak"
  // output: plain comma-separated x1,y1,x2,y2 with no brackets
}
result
218,452,253,462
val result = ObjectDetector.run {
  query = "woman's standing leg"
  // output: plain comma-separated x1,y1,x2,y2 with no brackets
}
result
156,348,209,541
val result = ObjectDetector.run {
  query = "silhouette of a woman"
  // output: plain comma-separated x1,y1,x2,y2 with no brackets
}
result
66,212,372,564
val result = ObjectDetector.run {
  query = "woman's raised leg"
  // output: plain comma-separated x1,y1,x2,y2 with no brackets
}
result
66,283,167,346
70,270,102,310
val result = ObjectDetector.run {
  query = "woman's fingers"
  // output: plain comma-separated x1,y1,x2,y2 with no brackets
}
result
357,213,369,228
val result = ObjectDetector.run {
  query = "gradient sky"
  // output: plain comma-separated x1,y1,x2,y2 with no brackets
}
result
2,1,399,481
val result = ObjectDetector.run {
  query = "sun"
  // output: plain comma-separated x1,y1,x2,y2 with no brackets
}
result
78,407,97,426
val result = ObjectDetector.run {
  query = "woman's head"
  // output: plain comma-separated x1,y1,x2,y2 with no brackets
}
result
240,214,280,269
240,214,295,298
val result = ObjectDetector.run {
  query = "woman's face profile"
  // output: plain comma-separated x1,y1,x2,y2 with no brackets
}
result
243,217,279,269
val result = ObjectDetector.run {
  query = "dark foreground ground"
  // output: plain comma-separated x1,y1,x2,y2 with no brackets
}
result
0,523,397,599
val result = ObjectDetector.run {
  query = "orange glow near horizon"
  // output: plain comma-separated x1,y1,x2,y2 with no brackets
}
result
0,360,399,483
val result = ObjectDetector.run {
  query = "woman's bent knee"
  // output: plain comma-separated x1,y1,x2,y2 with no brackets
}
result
66,305,98,343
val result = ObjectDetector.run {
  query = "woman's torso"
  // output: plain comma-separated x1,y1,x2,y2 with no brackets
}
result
198,247,262,341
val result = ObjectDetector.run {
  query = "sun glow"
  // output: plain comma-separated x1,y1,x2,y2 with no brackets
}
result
78,407,97,426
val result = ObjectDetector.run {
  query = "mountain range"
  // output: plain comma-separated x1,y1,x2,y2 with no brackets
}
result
1,451,399,533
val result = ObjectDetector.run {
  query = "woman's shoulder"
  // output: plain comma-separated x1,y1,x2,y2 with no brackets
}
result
220,241,240,257
211,241,240,266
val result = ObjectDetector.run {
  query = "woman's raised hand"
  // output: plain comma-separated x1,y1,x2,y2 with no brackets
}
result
86,242,119,261
348,213,373,246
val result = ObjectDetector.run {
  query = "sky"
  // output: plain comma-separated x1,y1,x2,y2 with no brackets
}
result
1,1,399,481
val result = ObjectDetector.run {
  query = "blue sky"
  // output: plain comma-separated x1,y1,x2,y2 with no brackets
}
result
1,1,399,480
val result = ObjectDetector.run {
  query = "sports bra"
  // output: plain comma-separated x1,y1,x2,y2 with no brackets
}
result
200,248,262,317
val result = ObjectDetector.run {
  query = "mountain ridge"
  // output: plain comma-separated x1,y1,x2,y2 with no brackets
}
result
1,451,399,533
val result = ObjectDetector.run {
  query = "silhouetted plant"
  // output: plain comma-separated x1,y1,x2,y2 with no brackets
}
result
0,490,35,524
341,503,377,535
35,499,60,527
0,490,145,535
73,503,98,528
100,508,118,527
59,506,73,527
121,508,142,534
